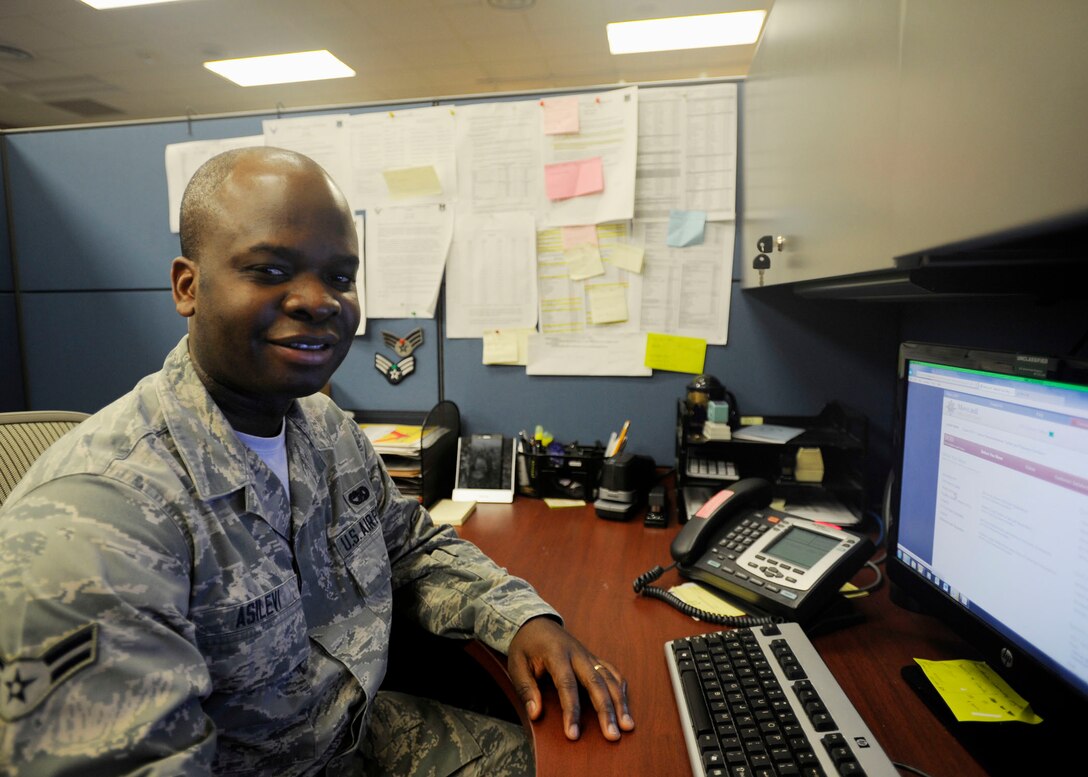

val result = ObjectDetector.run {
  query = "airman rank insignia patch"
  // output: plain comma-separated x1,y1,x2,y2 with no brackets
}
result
375,353,415,385
382,328,424,358
1,623,97,721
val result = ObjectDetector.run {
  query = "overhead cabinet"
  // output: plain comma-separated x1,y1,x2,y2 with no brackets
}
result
742,0,1088,292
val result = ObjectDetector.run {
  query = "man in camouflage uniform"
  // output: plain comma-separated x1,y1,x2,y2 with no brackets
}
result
0,147,633,775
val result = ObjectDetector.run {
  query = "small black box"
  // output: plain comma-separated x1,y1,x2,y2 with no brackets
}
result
598,452,655,500
595,453,655,521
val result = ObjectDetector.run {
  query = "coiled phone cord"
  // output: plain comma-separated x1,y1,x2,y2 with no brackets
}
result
633,563,781,627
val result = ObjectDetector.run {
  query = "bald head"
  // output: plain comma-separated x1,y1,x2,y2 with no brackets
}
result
178,146,344,262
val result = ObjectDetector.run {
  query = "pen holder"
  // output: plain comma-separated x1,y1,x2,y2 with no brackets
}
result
518,444,605,501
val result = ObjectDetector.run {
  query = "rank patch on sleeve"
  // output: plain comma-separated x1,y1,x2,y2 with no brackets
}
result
1,623,98,721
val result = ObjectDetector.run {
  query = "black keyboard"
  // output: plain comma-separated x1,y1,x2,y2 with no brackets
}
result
666,623,898,777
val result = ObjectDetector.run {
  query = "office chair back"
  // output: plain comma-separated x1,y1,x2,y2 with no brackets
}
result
0,411,91,506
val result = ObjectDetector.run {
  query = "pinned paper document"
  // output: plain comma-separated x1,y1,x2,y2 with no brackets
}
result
542,96,580,135
483,329,536,366
544,157,604,200
667,209,707,247
644,332,707,374
483,331,520,364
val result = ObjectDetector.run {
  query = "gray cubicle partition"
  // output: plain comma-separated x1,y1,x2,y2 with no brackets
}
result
1,83,902,478
1,161,25,412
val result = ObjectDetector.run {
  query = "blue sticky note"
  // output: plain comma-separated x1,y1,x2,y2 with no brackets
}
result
667,209,707,247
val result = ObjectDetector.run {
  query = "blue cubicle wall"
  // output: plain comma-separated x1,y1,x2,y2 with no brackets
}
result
1,84,906,485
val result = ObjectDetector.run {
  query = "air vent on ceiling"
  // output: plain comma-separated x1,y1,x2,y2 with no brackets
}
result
6,75,120,100
46,99,125,118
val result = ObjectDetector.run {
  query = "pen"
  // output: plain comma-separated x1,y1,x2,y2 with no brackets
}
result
612,419,630,456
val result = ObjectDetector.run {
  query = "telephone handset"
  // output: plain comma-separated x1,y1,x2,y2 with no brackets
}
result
635,478,874,627
670,478,773,563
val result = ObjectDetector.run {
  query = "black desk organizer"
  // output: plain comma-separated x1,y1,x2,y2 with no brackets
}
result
518,443,606,501
676,401,868,523
350,400,460,508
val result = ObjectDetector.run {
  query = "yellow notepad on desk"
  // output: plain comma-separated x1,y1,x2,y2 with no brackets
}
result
428,499,477,526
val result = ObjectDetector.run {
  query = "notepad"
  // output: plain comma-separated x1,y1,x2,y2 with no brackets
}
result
428,499,477,526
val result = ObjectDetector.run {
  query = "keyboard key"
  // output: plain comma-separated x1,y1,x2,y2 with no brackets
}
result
681,670,713,735
811,712,837,731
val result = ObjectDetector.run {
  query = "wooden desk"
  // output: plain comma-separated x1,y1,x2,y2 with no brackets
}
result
457,496,989,777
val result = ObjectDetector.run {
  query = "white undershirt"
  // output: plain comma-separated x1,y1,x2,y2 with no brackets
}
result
235,421,290,497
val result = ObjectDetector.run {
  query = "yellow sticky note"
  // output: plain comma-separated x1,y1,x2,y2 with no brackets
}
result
839,581,868,599
586,283,628,325
482,328,532,365
644,332,707,374
669,582,747,618
544,498,585,508
483,330,520,364
565,243,605,280
382,165,443,198
606,242,644,273
914,658,1044,724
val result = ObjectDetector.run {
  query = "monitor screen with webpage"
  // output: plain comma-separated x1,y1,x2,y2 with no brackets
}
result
888,342,1088,735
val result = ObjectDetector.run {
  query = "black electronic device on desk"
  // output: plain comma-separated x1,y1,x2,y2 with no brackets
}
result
644,485,669,528
593,452,655,521
634,478,873,627
888,341,1088,775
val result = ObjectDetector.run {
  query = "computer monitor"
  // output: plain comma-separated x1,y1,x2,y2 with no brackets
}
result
888,341,1088,767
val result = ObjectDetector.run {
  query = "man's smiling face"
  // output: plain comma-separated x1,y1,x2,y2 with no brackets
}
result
173,149,360,429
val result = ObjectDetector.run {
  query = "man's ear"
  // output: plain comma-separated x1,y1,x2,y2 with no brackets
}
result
171,256,197,318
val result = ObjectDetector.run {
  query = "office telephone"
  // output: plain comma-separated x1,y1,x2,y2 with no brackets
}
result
634,478,873,626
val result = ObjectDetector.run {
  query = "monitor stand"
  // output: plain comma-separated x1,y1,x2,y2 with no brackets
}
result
900,664,1073,775
805,594,864,637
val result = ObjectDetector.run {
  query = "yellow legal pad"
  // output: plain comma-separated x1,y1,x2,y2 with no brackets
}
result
914,658,1043,724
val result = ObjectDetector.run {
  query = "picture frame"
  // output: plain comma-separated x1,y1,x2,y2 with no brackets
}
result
452,434,516,503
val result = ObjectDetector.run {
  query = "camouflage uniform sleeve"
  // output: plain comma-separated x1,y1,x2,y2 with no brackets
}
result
350,426,560,655
0,475,215,776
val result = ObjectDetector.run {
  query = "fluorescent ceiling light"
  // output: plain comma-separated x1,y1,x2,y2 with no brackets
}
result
607,10,766,54
204,50,355,87
80,0,186,8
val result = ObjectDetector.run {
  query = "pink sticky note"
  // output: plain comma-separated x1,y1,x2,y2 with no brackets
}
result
544,157,604,201
561,225,598,248
543,96,580,134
